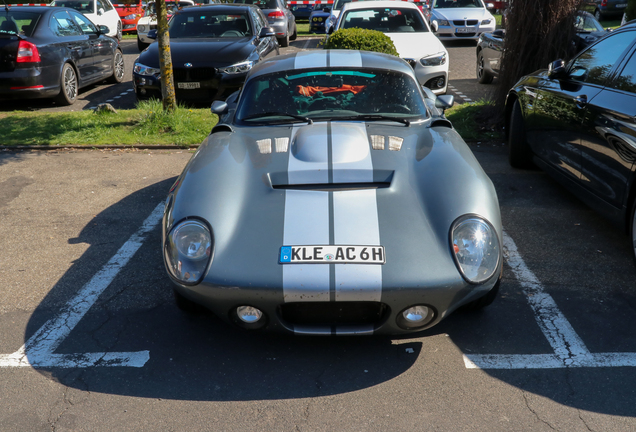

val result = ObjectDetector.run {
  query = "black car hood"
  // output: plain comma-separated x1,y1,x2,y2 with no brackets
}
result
138,37,256,68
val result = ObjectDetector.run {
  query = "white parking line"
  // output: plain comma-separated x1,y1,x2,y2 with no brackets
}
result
448,84,472,104
464,231,636,369
0,203,164,368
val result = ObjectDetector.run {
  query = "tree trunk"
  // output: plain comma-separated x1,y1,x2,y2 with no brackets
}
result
156,0,176,112
495,0,582,111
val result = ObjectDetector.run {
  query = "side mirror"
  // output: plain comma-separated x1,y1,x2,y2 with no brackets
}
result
547,59,566,79
98,7,105,15
328,26,334,35
486,2,495,11
492,28,505,38
431,20,438,32
98,24,110,34
258,26,275,38
211,100,228,115
147,29,157,39
435,95,454,110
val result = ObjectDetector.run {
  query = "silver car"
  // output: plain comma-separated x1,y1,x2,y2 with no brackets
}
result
233,0,296,47
162,50,503,335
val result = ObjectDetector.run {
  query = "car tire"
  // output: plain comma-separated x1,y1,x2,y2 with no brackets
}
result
460,272,501,311
290,24,297,40
116,21,122,42
54,63,78,106
594,9,602,21
107,48,125,84
477,50,494,84
173,289,204,313
508,99,534,168
278,32,289,47
137,36,149,51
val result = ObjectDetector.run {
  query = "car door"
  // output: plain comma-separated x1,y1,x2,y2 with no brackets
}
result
51,10,94,82
579,37,636,209
69,10,103,83
93,0,116,75
530,31,635,183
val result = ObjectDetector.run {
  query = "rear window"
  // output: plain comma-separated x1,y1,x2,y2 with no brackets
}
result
233,0,278,10
0,12,41,37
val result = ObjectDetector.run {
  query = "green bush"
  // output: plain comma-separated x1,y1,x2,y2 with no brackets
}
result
322,28,399,56
626,0,636,22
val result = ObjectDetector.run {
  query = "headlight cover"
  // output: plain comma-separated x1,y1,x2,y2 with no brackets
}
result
165,219,213,285
219,60,254,74
451,216,500,284
438,19,449,26
481,18,492,25
133,63,161,76
137,24,146,32
125,14,137,19
420,52,447,67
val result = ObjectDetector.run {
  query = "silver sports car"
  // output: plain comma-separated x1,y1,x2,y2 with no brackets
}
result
162,50,503,335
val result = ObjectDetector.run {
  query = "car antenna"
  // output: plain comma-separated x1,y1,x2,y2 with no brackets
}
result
3,0,10,12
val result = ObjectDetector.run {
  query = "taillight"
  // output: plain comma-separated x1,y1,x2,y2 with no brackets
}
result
268,10,284,18
601,0,607,5
16,40,41,63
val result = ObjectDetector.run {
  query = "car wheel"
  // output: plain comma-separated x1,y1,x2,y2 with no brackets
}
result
107,48,125,83
116,21,122,42
508,99,534,168
290,24,297,41
54,63,78,106
476,50,494,84
173,289,204,313
460,272,501,311
137,36,149,51
594,9,602,21
278,32,289,47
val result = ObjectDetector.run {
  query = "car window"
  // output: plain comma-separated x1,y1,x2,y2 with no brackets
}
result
0,11,40,36
233,0,278,10
146,1,191,14
574,14,603,32
569,31,636,85
341,8,428,32
433,0,484,8
69,10,97,33
102,0,114,11
54,0,96,14
611,50,636,93
51,10,82,36
250,9,261,33
169,12,252,37
236,68,428,124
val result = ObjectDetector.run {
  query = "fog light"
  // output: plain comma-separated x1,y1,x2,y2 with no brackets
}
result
403,306,429,323
435,77,445,88
397,305,435,330
237,306,263,323
139,78,146,85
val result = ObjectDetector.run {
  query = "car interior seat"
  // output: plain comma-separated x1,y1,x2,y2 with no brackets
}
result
0,20,19,34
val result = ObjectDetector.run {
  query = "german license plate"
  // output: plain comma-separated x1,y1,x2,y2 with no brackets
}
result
279,245,385,264
455,27,472,33
177,82,200,89
617,3,627,7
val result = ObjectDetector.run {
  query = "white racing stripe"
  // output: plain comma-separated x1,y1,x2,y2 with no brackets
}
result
329,50,362,68
294,50,327,69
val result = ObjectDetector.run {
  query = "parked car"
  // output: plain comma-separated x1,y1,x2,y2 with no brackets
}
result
334,1,449,94
290,3,313,21
308,4,330,34
0,6,124,105
112,0,144,34
581,0,628,21
52,0,123,40
162,49,503,335
477,11,609,84
133,3,279,102
429,0,496,42
323,0,348,34
233,0,296,47
136,0,194,51
505,24,636,261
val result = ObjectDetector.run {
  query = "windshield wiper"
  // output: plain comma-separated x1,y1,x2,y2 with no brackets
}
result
242,112,313,125
339,115,410,126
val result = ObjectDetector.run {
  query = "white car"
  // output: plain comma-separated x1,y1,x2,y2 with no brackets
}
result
52,0,123,40
429,0,495,41
334,1,449,94
136,0,194,51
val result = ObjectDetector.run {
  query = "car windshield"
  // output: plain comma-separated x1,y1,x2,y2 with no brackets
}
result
53,0,95,14
170,11,252,37
574,14,604,32
0,12,40,36
433,0,484,8
236,68,428,124
333,0,374,12
146,1,192,15
341,8,428,32
233,0,278,10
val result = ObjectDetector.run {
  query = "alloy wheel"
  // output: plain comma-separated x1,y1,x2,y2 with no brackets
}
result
64,66,77,101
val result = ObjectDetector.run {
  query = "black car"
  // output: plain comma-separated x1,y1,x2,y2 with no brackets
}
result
506,24,636,261
477,11,608,84
133,4,279,103
308,5,329,34
0,6,124,105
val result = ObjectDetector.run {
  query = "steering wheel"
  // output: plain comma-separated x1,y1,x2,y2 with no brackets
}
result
221,30,243,37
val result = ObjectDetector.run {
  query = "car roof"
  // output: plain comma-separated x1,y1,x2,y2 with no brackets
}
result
249,50,415,79
342,0,419,11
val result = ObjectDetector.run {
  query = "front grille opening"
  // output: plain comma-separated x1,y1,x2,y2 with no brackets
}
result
280,302,389,326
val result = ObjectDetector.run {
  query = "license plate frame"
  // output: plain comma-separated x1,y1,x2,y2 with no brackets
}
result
455,27,472,33
279,245,385,264
177,82,200,89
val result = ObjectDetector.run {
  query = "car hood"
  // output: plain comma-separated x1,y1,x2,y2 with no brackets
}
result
388,32,446,58
137,38,256,68
166,120,502,291
431,7,492,21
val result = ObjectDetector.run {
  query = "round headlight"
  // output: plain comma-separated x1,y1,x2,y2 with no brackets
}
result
451,216,500,284
165,219,212,284
137,24,146,32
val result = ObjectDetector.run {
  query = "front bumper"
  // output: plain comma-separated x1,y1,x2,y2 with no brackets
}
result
121,17,139,33
435,23,496,41
403,59,448,95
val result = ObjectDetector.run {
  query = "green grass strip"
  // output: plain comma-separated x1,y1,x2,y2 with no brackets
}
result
445,99,502,142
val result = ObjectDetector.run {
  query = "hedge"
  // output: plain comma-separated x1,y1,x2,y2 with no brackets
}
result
322,28,399,56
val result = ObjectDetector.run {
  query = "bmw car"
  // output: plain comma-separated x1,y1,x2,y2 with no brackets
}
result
430,0,496,42
162,50,503,335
